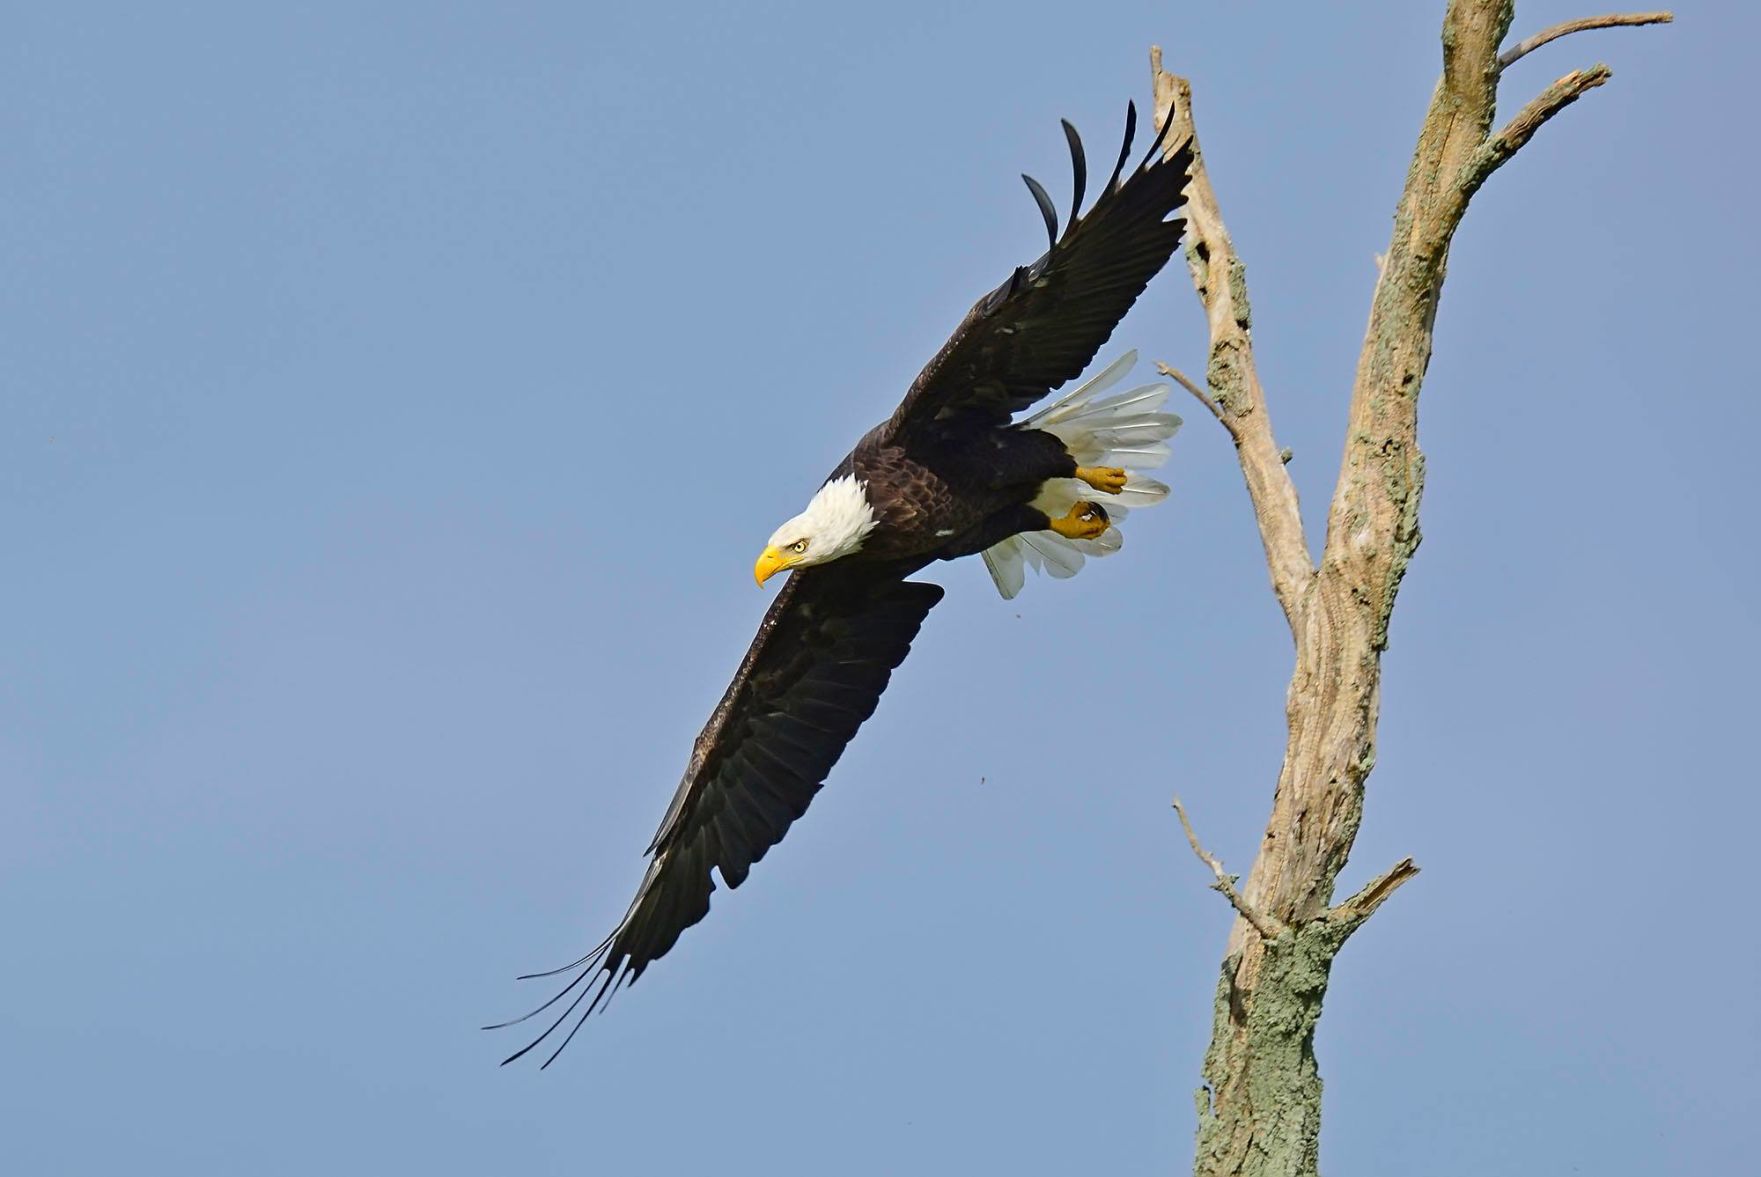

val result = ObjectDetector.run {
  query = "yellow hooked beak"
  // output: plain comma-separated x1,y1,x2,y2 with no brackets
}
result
754,545,798,587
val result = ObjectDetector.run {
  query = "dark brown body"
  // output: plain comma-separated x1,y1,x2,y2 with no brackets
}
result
834,421,1075,564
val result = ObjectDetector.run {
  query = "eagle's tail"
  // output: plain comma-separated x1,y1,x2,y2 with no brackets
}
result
981,351,1181,599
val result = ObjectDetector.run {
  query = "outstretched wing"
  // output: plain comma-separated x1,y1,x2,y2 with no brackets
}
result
885,104,1194,445
492,563,943,1066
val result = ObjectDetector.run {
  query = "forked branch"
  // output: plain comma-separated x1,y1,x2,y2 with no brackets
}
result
1161,5,1670,1176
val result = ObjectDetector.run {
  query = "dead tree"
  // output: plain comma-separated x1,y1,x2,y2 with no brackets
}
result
1149,5,1671,1175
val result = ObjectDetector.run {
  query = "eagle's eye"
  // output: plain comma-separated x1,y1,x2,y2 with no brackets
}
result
790,539,809,554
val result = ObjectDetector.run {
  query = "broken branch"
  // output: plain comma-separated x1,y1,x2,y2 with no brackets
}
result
1459,65,1614,199
1325,858,1421,933
1173,797,1286,940
1156,360,1223,425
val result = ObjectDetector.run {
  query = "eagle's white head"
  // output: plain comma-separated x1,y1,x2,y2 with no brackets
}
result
755,474,878,586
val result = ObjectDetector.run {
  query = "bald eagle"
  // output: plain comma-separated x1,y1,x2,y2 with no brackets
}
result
494,105,1194,1065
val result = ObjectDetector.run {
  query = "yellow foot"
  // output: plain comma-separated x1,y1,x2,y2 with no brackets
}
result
1048,501,1110,540
1074,465,1129,495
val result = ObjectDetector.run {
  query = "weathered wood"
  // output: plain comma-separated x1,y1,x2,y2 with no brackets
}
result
1152,5,1670,1174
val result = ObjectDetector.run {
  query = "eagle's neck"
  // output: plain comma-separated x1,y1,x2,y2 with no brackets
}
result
790,474,878,563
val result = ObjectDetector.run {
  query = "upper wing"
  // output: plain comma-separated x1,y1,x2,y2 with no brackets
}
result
884,105,1194,445
493,563,943,1066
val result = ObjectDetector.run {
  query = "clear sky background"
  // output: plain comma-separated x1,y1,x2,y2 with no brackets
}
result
4,3,1753,1173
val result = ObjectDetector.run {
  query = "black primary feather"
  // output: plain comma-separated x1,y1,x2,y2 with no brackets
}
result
1060,119,1086,239
1105,100,1138,194
1136,100,1178,172
1020,173,1058,252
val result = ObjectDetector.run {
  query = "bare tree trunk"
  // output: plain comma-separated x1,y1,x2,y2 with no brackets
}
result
1151,6,1671,1175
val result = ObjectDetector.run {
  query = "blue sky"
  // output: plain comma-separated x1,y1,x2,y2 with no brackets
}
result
4,3,1753,1173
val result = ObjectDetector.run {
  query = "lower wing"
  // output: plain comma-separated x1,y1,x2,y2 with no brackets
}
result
491,563,943,1066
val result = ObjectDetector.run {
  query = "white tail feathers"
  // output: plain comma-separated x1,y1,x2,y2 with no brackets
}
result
981,351,1181,599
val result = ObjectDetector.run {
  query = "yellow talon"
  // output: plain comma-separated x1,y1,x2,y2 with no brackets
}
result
1075,465,1129,495
1048,501,1110,540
